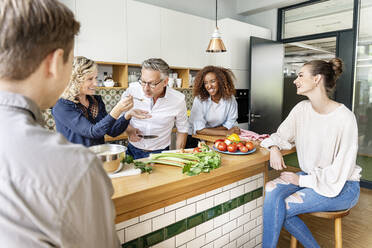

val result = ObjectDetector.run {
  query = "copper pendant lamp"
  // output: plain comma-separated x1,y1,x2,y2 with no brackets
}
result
206,0,226,53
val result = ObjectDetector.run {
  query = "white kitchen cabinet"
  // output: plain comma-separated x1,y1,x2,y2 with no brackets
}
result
127,0,161,64
160,8,191,67
214,19,271,70
75,0,127,62
231,69,250,89
160,8,216,68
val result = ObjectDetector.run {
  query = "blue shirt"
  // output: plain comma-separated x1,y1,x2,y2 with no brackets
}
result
52,95,129,146
189,96,238,134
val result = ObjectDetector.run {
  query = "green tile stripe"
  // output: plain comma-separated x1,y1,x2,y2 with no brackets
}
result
122,187,263,248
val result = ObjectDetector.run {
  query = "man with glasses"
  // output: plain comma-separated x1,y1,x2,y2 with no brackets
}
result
121,58,188,159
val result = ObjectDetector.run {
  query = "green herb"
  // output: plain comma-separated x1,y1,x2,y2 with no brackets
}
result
133,161,153,174
122,154,134,164
121,154,153,174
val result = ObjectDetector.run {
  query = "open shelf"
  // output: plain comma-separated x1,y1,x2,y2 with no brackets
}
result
96,61,200,89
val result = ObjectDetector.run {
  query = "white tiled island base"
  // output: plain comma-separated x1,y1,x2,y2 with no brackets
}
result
116,173,264,248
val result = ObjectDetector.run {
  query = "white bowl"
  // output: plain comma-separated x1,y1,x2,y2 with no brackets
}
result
103,80,115,87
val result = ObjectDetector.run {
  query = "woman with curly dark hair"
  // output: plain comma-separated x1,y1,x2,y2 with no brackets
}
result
189,66,240,137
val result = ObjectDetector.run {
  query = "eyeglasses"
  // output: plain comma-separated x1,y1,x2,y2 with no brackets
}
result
139,78,164,89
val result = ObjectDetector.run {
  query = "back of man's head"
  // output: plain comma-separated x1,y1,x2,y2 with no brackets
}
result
0,0,80,81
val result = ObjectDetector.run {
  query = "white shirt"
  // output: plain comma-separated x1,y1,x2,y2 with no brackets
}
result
122,82,188,150
261,100,361,197
0,92,120,248
189,96,238,134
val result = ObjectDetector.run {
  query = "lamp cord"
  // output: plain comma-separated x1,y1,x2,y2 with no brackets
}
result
215,0,217,28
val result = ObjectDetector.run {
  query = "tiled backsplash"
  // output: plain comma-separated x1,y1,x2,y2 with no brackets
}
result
116,173,264,248
42,88,194,132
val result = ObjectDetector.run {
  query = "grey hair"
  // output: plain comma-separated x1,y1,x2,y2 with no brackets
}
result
60,56,97,103
141,58,170,79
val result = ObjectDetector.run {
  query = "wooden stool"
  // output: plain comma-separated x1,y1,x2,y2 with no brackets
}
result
290,209,350,248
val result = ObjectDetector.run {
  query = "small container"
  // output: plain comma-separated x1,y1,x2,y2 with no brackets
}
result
176,78,182,88
168,78,175,88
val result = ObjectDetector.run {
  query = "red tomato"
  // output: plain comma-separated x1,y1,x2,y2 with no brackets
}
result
227,143,238,153
217,142,227,151
246,142,254,151
193,147,201,153
239,145,249,153
236,142,245,149
214,139,225,148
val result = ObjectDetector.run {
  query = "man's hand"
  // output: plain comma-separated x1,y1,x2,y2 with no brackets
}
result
280,172,299,185
176,132,187,149
269,146,287,170
126,125,143,142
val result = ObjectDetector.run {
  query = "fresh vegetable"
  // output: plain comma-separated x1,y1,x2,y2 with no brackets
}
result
227,143,238,153
134,161,153,173
193,147,201,153
227,133,240,142
122,154,134,164
214,139,225,148
236,142,245,149
122,155,153,174
145,145,221,176
246,141,254,151
217,142,227,151
239,145,249,153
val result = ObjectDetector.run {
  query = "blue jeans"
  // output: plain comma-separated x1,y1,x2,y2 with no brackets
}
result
262,172,360,248
126,142,169,159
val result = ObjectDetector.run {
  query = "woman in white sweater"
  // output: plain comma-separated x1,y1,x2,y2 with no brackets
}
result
261,58,361,248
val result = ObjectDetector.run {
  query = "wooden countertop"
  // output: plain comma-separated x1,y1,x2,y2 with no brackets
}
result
192,134,226,143
111,146,295,223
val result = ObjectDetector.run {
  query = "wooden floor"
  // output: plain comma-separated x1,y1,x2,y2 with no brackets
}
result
268,167,372,248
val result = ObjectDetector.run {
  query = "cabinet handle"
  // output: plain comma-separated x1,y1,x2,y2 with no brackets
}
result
250,113,261,118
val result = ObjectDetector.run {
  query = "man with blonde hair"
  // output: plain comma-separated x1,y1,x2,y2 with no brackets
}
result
0,0,120,247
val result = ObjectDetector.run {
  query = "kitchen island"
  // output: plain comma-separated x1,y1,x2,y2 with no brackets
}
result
112,146,295,248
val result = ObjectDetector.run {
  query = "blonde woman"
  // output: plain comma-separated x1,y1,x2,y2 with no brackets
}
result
52,56,150,146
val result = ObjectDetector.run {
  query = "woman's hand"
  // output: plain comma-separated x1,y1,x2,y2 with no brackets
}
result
125,109,152,120
117,96,134,112
110,96,134,119
280,172,299,185
269,146,287,170
226,126,241,135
